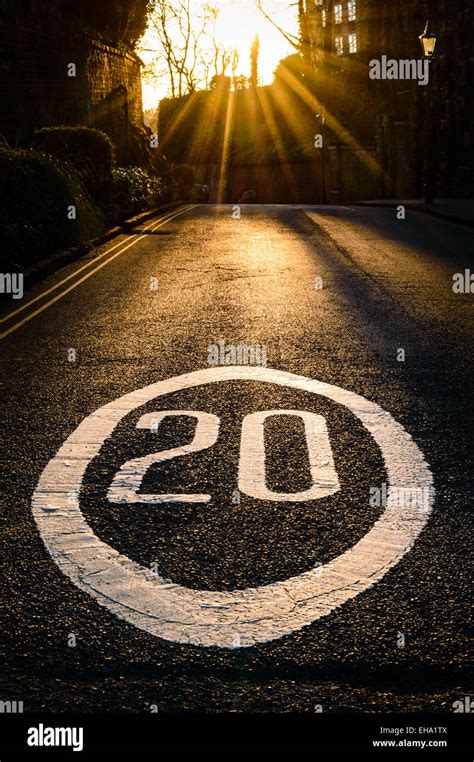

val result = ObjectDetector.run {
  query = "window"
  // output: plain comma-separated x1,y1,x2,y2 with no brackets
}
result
348,32,358,53
348,0,356,22
335,36,344,55
322,8,327,27
334,3,343,24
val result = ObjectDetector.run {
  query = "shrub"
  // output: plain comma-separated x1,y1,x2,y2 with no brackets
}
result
62,0,150,46
172,164,195,200
111,167,169,218
33,126,115,207
0,146,104,269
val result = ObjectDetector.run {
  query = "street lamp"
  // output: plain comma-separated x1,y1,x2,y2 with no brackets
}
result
419,21,437,205
419,21,437,58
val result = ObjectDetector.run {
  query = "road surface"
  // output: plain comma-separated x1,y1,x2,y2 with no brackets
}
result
0,204,472,712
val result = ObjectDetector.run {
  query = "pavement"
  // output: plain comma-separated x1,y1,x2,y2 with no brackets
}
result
352,198,474,226
0,204,472,714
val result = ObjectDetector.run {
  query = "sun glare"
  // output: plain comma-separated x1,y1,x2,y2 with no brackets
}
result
140,1,297,109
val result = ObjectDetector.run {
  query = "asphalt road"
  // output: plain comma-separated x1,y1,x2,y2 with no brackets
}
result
0,204,472,713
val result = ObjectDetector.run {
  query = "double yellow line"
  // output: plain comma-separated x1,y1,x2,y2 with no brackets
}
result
0,204,196,341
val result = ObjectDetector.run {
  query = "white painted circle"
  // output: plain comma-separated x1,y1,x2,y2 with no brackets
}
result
32,367,434,648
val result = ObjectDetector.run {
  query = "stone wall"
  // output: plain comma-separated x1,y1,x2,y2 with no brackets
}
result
0,1,144,162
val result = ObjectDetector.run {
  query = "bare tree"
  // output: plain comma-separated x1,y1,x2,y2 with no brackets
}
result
256,0,299,50
146,0,237,97
204,2,234,80
147,0,212,97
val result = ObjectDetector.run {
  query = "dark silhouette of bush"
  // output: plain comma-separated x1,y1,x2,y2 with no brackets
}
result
0,146,104,269
33,126,115,209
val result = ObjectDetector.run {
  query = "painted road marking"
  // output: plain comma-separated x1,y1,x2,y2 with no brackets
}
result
238,410,339,502
0,205,196,341
0,205,194,326
31,366,434,648
108,410,220,505
108,409,339,505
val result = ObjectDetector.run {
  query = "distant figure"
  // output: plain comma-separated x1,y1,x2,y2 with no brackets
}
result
238,189,257,204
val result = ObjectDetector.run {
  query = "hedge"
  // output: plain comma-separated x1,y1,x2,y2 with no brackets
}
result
0,146,104,269
33,126,115,208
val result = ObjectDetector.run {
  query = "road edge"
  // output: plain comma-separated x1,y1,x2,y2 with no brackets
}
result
21,201,187,292
349,201,474,228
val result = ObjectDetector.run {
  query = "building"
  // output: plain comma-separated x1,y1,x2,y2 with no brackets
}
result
299,0,474,198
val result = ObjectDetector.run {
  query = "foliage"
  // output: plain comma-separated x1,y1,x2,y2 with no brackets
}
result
209,74,231,91
33,126,115,207
159,82,316,166
273,53,311,85
158,50,378,168
111,166,171,217
311,58,378,145
0,146,104,269
62,0,152,46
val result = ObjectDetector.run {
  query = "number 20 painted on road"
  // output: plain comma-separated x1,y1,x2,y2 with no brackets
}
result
107,409,341,505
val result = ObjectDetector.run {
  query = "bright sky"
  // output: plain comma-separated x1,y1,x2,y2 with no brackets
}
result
139,0,298,109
